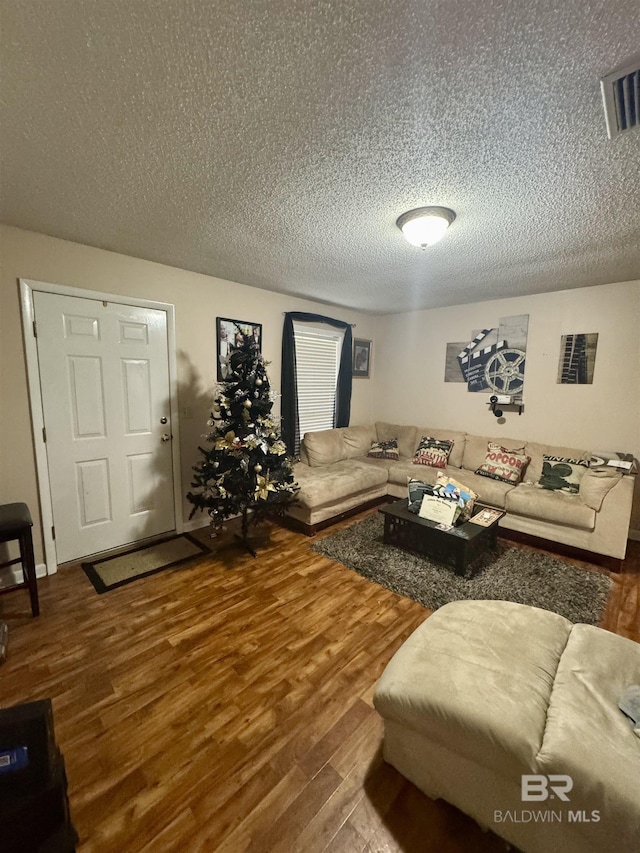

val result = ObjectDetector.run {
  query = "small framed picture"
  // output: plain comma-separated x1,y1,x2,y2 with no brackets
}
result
216,317,262,381
352,338,372,378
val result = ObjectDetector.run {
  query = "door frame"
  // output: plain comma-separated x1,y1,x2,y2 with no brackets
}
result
20,278,184,574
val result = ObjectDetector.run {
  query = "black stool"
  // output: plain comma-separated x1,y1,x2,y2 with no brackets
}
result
0,503,40,617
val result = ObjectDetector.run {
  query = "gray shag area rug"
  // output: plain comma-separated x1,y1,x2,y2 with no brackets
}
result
312,514,612,625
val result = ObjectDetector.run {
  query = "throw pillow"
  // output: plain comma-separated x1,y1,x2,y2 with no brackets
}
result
475,442,531,484
413,436,454,468
435,473,478,521
407,478,434,512
537,455,589,494
367,439,399,461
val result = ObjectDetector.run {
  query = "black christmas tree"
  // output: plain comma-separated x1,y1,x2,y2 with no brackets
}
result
187,326,298,555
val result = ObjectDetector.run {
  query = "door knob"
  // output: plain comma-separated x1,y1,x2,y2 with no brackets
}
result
160,416,168,424
161,433,171,442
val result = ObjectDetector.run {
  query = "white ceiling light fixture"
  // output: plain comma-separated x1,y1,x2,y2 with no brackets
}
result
396,206,456,248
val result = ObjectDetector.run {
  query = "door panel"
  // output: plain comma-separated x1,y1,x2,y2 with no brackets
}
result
34,291,175,563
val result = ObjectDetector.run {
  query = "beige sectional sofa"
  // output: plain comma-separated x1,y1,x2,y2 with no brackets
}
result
287,422,636,561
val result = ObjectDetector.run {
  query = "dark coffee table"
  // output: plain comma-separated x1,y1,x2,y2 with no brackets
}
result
379,499,503,575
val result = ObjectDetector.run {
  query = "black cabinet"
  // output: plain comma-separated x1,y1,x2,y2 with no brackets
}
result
0,699,77,852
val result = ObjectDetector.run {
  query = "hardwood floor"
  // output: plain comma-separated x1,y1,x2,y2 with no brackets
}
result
1,510,638,852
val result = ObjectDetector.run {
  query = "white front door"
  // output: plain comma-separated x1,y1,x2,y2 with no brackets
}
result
33,291,176,563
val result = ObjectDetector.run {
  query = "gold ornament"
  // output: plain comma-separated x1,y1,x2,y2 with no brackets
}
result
254,474,276,500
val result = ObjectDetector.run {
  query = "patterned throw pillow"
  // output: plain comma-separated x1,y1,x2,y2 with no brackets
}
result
537,455,589,494
413,436,454,468
367,439,399,461
475,442,531,484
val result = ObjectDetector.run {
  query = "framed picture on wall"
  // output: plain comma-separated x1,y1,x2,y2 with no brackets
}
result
352,338,371,378
216,317,262,381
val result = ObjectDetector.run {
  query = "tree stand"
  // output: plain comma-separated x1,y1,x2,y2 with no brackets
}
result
234,506,258,558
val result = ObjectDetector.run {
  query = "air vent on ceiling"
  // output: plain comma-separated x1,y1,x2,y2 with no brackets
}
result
600,61,640,139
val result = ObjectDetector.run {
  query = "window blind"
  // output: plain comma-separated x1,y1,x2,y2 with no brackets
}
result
293,324,344,452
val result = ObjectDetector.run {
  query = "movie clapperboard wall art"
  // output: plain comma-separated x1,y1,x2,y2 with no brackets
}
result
444,315,528,397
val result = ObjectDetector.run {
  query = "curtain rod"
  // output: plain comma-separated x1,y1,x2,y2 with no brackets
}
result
282,312,356,327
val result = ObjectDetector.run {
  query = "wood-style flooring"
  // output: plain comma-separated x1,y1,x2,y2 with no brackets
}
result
1,509,638,852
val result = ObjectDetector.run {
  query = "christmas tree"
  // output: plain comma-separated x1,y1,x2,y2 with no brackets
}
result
187,326,298,555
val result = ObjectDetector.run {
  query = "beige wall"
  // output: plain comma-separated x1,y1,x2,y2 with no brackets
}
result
373,281,640,532
0,225,377,566
2,223,638,566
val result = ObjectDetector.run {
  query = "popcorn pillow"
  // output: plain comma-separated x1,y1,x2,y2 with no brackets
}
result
367,439,399,461
413,436,454,468
475,442,531,485
537,455,589,494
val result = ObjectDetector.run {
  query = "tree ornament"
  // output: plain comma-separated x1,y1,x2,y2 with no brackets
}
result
254,463,263,473
256,378,263,386
244,399,252,408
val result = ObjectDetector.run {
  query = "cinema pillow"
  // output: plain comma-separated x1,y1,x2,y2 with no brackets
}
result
537,455,589,494
367,439,400,461
413,436,454,468
475,442,531,485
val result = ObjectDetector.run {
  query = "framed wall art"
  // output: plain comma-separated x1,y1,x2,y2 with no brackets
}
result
352,338,372,378
216,317,262,381
557,333,598,384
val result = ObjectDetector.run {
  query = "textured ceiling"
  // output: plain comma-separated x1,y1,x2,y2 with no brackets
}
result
1,0,639,314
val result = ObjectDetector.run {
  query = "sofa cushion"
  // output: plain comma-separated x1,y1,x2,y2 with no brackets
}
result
537,455,589,494
386,459,440,487
342,425,377,458
376,422,417,459
416,428,466,468
524,441,591,485
368,439,400,460
462,434,525,473
303,429,346,467
505,483,596,530
475,441,531,484
412,436,454,468
579,469,622,511
293,460,388,508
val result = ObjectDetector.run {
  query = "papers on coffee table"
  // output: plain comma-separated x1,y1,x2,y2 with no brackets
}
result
469,507,504,527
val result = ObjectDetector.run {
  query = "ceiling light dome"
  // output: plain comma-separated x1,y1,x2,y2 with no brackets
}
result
396,206,456,248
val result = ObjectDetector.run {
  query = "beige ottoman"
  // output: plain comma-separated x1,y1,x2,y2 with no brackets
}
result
374,600,640,853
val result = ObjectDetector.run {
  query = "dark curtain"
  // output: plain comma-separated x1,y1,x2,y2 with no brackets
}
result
281,312,353,454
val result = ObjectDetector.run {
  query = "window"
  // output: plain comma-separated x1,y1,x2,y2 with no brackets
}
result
293,322,345,453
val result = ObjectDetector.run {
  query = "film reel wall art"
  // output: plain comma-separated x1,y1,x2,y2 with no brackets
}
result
444,314,529,401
